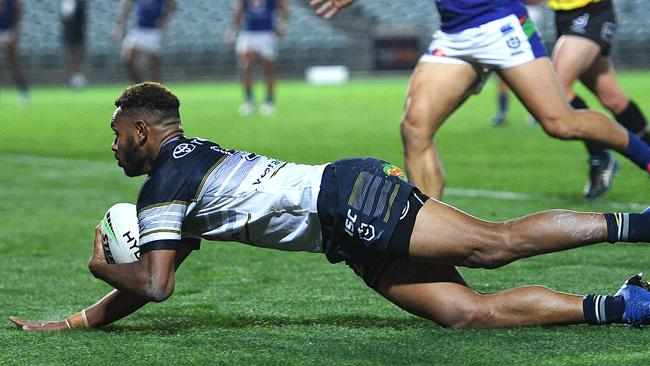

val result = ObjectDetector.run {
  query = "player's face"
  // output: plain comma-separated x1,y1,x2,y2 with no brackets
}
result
111,108,147,177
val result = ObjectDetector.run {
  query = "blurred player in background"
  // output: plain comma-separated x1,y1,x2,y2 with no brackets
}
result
550,0,650,199
114,0,176,83
59,0,87,90
311,0,650,201
9,82,650,331
0,0,29,103
225,0,290,117
491,0,545,126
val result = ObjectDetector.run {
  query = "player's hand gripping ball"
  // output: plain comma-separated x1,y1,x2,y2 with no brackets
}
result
100,203,140,264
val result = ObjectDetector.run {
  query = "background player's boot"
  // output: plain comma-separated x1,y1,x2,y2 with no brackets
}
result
615,273,650,327
583,152,619,199
238,101,255,117
490,111,507,126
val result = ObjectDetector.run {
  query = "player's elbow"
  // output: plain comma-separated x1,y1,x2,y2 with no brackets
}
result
144,280,174,303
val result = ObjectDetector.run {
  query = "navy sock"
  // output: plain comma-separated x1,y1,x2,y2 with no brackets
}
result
583,295,625,325
616,100,648,134
498,91,508,115
622,131,650,172
604,208,650,243
245,87,253,102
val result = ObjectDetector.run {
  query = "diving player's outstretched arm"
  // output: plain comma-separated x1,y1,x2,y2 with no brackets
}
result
309,0,355,19
8,230,194,331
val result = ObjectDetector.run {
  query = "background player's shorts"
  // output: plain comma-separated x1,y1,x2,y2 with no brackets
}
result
122,27,162,56
317,158,428,288
236,31,278,61
555,0,616,56
420,11,547,94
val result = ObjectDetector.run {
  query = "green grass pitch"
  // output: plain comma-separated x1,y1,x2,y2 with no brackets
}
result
0,74,649,365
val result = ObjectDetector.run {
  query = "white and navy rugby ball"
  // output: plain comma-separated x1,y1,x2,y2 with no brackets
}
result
100,203,140,264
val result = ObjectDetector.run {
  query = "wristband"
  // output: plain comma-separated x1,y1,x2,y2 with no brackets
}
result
65,309,89,329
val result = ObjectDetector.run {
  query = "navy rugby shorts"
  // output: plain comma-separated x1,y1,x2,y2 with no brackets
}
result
555,0,616,55
317,158,429,288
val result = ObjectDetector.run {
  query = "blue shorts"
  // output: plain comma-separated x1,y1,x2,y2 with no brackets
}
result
317,158,428,288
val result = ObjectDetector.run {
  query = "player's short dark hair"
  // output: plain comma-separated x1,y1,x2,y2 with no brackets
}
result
115,82,181,126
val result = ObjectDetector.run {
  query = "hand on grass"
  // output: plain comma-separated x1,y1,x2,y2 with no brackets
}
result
8,316,68,331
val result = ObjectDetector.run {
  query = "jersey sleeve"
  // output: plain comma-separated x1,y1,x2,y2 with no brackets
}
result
137,166,193,254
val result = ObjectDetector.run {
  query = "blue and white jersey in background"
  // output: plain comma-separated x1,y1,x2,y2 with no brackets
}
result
137,136,327,254
243,0,276,32
0,0,16,31
135,0,165,28
435,0,527,33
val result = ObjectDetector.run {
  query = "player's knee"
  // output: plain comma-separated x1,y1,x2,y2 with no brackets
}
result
400,113,435,150
539,114,580,140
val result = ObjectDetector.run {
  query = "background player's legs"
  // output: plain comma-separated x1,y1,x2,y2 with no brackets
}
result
239,51,257,116
499,57,650,172
260,57,275,116
554,35,620,198
491,77,509,126
4,38,29,101
124,47,142,84
67,43,87,90
148,53,161,83
407,199,608,269
400,62,478,200
375,261,584,328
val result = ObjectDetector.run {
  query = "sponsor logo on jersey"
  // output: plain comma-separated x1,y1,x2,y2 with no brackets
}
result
570,13,589,34
173,143,196,159
383,164,407,181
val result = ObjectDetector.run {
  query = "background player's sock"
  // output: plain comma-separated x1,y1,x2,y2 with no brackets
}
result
604,208,650,243
498,91,508,117
245,87,254,103
615,100,650,145
583,295,625,324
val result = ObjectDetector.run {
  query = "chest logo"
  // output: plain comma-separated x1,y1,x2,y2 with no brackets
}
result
173,143,196,159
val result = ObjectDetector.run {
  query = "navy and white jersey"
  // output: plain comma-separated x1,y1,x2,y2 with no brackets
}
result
0,0,16,31
135,0,165,29
243,0,276,32
436,0,527,33
137,136,327,254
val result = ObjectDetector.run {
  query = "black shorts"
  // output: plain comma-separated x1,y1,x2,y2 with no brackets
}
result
554,0,616,55
317,158,429,288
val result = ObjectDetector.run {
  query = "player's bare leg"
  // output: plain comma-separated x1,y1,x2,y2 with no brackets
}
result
499,57,630,150
238,51,256,116
375,261,584,328
552,35,600,101
400,62,478,199
149,53,161,83
124,47,142,83
4,39,29,95
407,199,609,268
580,56,629,115
260,57,276,116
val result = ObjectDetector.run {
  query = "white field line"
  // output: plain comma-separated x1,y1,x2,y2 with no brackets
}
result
1,152,647,210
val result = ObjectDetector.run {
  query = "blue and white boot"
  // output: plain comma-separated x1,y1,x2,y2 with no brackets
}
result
615,273,650,327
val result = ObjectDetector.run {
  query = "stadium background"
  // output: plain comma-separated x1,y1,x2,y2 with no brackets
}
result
4,0,650,85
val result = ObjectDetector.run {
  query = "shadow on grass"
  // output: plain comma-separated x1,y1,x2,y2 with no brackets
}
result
104,313,430,334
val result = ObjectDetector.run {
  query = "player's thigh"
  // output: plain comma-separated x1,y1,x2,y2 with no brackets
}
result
407,199,499,265
579,55,629,113
551,35,601,92
375,259,479,327
403,61,477,136
498,57,572,126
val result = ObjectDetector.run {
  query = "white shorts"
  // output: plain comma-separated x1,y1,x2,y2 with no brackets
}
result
420,13,546,93
122,27,162,56
236,31,278,61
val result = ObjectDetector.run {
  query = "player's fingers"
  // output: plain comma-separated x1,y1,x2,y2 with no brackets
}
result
315,2,332,15
324,7,339,19
309,0,325,6
8,316,27,328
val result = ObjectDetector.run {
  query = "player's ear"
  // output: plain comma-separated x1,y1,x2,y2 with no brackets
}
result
134,119,148,145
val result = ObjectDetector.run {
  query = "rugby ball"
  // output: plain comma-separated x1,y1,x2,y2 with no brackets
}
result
100,203,140,264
